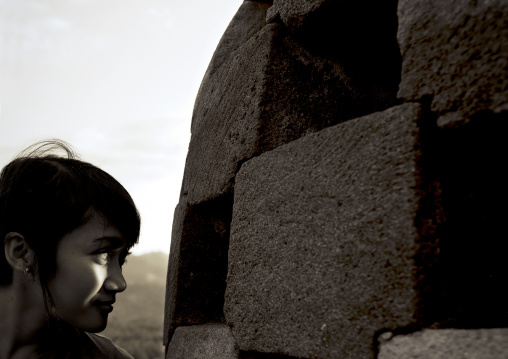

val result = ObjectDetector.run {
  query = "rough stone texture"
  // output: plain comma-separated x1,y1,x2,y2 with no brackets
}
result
166,324,239,359
265,4,280,24
273,0,321,30
195,1,271,89
397,0,508,126
163,203,184,346
163,198,232,346
240,352,300,359
182,20,399,204
225,103,424,359
378,328,508,359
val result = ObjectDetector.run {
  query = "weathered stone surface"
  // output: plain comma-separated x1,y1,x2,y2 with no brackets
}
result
240,351,300,359
166,324,239,359
163,198,232,346
195,1,271,86
273,0,322,30
378,328,508,359
163,203,184,346
265,4,280,24
225,103,423,359
183,21,399,204
397,0,508,126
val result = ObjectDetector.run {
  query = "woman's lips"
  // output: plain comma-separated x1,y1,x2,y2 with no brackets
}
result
98,305,113,313
94,300,115,313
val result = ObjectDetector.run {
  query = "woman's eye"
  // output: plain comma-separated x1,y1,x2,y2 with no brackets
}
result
96,250,114,263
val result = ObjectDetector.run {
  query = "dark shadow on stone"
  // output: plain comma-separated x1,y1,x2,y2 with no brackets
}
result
169,194,234,335
256,23,402,153
288,0,402,88
414,107,508,328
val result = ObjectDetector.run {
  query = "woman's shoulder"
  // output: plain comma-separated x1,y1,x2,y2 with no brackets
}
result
77,332,135,359
39,331,134,359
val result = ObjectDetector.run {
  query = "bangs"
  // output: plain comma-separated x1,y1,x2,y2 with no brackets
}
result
75,161,140,250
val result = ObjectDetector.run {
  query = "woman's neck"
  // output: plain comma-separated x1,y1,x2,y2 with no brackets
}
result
0,276,48,359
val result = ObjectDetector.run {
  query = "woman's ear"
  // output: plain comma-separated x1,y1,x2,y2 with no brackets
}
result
4,232,34,272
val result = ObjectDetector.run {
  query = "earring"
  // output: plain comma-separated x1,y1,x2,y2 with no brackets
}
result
24,267,31,274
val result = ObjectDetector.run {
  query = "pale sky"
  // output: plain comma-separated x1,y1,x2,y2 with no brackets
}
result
0,0,241,254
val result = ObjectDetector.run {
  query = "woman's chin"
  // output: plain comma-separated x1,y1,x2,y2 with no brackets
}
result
84,320,108,333
70,314,109,333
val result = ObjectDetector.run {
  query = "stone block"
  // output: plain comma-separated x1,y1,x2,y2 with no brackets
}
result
397,0,508,126
166,324,239,359
225,103,423,359
163,203,184,346
378,328,508,359
196,1,271,83
163,198,232,346
183,21,399,204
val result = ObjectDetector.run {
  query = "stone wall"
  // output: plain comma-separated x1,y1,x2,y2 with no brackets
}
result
164,0,508,358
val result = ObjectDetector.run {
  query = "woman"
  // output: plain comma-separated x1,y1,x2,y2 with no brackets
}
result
0,140,140,359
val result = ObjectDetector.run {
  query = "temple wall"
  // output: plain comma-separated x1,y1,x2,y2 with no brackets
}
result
164,0,508,358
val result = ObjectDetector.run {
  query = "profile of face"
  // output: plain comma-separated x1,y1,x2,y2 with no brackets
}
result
47,213,130,332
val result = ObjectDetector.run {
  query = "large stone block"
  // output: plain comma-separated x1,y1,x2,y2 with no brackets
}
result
397,0,508,126
182,20,399,204
225,103,423,359
166,324,239,359
378,328,508,359
224,105,508,359
163,198,232,346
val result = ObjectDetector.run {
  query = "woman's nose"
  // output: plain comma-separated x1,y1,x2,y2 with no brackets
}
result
104,265,127,293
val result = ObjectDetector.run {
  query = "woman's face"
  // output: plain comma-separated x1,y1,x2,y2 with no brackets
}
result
47,213,130,332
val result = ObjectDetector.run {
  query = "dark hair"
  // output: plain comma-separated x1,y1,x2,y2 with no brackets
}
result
0,140,140,301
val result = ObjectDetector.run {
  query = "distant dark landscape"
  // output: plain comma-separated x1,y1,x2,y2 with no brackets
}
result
101,252,168,359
